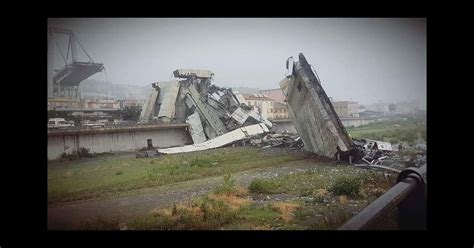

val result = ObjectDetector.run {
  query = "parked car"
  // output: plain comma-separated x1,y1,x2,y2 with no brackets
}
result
48,118,74,128
82,120,106,128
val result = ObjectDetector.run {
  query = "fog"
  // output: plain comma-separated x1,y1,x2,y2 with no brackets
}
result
48,18,426,106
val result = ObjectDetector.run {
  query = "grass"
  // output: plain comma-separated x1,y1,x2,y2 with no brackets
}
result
48,147,308,205
127,175,285,230
346,118,426,145
122,166,398,230
247,166,396,199
329,176,361,197
249,179,283,194
128,175,247,230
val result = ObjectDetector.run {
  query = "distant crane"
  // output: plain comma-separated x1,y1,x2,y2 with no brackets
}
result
47,26,104,100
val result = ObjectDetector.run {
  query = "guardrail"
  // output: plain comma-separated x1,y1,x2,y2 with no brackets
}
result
338,164,426,230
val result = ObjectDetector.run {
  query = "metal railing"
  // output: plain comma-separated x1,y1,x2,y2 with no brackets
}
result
339,164,426,230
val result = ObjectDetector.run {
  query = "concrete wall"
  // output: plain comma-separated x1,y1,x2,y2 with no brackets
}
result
48,126,193,160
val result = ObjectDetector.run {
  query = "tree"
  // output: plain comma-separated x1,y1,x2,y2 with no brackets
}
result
120,106,142,121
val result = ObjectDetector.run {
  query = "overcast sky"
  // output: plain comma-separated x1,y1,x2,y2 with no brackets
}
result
48,18,426,106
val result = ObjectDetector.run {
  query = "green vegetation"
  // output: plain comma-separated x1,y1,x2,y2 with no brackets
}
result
346,118,426,145
213,174,237,195
329,176,361,197
127,175,283,230
249,179,283,194
48,147,307,205
118,105,141,121
59,147,94,161
124,166,397,230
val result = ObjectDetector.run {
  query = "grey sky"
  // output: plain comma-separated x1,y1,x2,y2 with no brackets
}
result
48,18,426,106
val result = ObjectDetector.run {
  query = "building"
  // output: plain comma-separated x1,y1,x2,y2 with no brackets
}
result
396,102,417,115
119,99,141,109
242,93,275,119
83,98,120,110
271,102,289,120
258,88,286,102
366,102,390,113
48,98,82,110
331,101,359,118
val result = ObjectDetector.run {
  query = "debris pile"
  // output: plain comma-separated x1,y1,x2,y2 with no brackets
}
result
139,69,272,145
228,131,303,149
351,138,427,172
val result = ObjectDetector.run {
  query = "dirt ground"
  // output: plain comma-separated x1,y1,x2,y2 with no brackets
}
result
48,152,327,230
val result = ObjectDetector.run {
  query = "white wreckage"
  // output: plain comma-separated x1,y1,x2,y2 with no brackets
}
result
137,69,273,155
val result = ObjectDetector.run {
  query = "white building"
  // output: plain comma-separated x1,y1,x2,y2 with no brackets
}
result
242,93,275,120
332,101,360,118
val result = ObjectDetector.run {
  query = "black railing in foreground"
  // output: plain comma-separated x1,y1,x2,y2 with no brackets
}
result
339,164,426,230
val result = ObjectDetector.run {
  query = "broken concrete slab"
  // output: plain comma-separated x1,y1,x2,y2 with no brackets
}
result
185,83,228,138
186,111,207,144
280,53,355,159
155,80,180,122
173,69,214,79
139,89,159,122
157,123,269,154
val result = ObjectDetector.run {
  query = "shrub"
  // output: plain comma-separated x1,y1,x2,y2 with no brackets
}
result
213,174,236,195
200,197,237,227
60,152,79,161
329,176,361,197
313,188,329,203
77,147,93,157
248,179,281,194
59,147,93,161
310,209,353,230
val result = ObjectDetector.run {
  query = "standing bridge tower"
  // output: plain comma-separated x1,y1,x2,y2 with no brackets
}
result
47,26,104,100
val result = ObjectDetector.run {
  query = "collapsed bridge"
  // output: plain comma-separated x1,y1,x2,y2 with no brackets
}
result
280,53,364,162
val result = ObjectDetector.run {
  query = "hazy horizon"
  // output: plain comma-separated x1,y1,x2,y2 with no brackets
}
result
48,18,426,107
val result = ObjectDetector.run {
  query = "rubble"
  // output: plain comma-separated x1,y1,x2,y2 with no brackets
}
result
139,69,272,144
351,138,427,172
228,131,304,149
135,149,162,158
